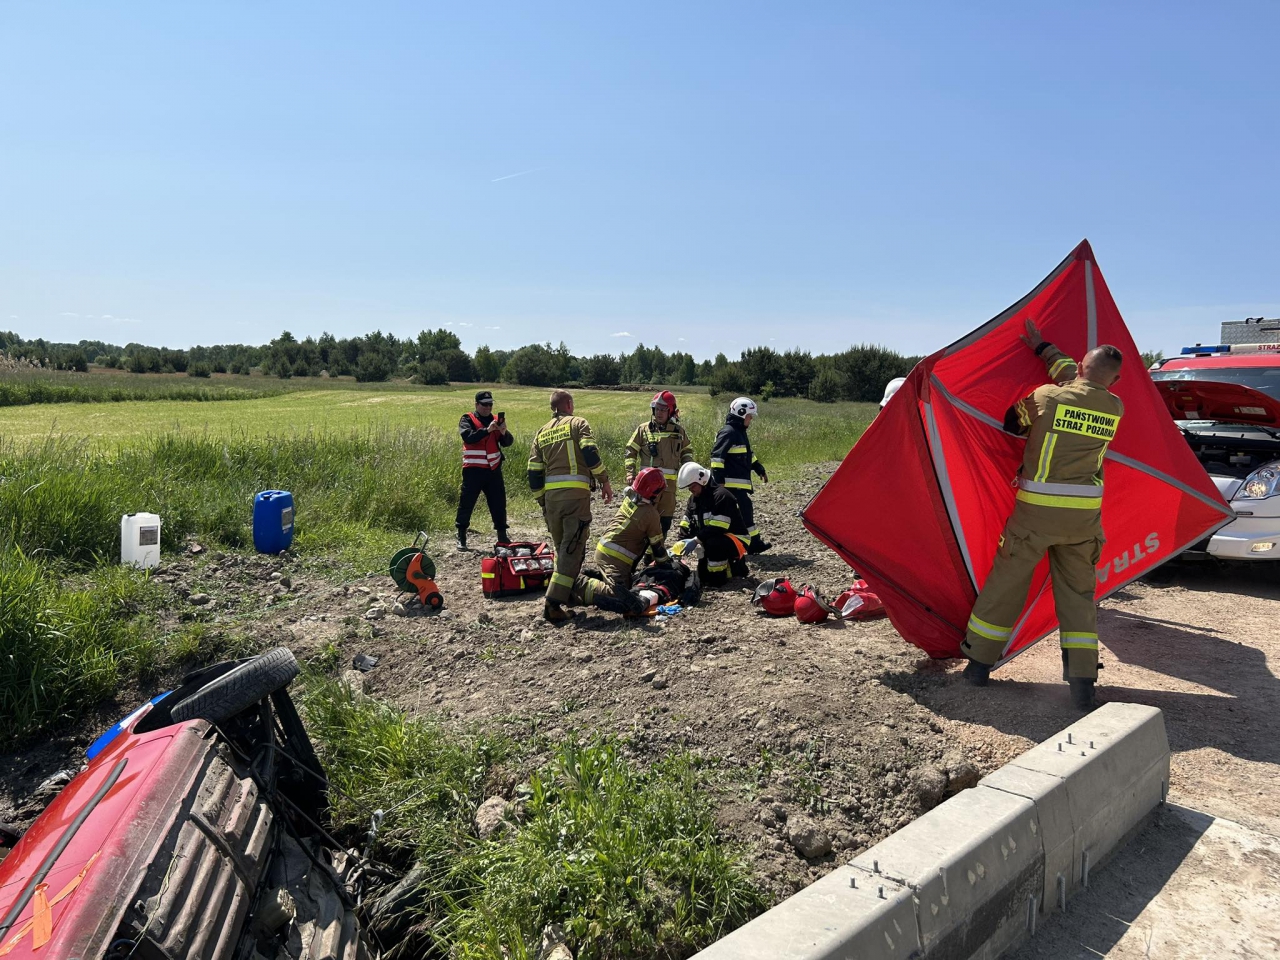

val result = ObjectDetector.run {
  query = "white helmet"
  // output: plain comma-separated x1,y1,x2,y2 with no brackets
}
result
880,377,907,408
677,462,712,490
730,397,758,419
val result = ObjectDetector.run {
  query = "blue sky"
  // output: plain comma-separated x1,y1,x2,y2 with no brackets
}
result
3,1,1277,360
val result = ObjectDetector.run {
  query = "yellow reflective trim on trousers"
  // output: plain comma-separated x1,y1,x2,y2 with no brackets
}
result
724,479,752,489
1016,490,1102,510
1061,631,1098,647
551,572,575,587
544,480,591,491
1033,433,1057,482
706,560,730,571
967,614,1011,641
584,581,596,603
1061,639,1099,649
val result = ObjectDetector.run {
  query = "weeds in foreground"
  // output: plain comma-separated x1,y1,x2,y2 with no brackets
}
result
0,547,165,743
299,682,764,959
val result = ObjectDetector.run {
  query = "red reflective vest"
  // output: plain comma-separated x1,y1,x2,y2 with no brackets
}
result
462,413,503,470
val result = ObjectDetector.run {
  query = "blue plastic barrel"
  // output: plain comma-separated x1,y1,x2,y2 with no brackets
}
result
253,490,295,553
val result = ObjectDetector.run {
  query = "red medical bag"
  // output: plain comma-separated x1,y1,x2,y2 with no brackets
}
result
481,541,556,598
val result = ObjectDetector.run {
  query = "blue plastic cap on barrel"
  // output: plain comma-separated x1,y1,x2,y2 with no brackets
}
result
253,490,296,554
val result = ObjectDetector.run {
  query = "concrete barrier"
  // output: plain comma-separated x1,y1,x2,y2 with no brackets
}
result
692,703,1170,960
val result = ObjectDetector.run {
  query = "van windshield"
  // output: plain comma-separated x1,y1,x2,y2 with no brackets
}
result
1151,366,1280,400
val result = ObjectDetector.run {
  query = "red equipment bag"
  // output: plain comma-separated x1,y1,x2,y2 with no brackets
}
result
482,541,556,598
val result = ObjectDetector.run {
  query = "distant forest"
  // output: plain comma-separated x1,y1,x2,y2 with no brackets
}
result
0,328,920,403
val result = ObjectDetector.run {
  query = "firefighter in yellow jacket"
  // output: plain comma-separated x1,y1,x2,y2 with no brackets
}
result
961,319,1124,710
624,390,694,536
571,467,669,615
528,389,614,623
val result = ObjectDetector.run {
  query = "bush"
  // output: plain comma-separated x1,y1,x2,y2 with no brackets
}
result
808,367,848,402
188,363,213,378
418,360,449,385
356,351,393,383
761,380,776,402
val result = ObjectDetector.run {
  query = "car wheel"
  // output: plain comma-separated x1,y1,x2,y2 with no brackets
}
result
169,647,300,724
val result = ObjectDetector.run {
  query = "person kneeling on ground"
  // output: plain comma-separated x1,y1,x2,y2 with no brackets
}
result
676,461,750,586
571,467,669,615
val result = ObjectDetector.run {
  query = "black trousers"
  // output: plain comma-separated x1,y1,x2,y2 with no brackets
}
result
456,468,508,534
730,489,760,540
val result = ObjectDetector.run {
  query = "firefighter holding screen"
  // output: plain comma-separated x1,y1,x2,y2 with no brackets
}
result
961,319,1124,710
528,389,613,624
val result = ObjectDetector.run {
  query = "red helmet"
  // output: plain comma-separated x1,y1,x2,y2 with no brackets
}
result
831,579,886,620
752,577,798,616
794,586,830,624
651,390,678,417
633,466,668,501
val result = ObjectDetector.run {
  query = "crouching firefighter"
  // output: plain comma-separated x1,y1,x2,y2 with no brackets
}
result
960,319,1124,710
711,397,770,553
676,462,750,586
571,467,669,615
625,390,694,536
528,389,614,624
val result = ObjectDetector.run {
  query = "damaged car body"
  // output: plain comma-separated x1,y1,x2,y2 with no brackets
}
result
1151,351,1280,559
0,648,380,960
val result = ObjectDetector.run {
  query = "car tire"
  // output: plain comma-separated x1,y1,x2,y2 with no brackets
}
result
169,647,300,724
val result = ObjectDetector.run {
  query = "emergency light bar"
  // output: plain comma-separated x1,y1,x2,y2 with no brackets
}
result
1179,343,1280,356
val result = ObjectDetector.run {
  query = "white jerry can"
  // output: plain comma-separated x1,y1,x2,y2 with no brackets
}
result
121,512,162,569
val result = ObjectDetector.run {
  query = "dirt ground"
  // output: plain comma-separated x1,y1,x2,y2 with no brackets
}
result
4,464,1279,908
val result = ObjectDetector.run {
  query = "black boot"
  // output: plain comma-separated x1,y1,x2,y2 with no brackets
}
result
748,537,772,555
496,528,509,545
962,659,991,686
730,557,750,578
1068,678,1096,711
1062,649,1070,682
543,600,575,624
456,528,468,552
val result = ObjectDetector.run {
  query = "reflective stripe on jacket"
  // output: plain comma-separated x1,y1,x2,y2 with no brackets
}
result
527,415,609,500
461,412,503,470
595,491,666,567
711,415,760,491
1004,345,1123,510
624,420,693,483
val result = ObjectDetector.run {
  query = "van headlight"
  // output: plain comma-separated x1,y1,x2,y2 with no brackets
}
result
1238,464,1280,500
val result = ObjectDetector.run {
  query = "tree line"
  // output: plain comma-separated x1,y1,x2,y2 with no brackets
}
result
0,328,921,403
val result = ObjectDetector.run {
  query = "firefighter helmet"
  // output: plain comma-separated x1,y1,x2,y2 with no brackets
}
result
651,390,678,417
633,466,667,501
752,577,798,616
794,585,831,624
880,377,907,409
677,462,711,489
729,397,758,419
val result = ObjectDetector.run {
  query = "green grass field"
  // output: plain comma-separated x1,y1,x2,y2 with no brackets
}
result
0,380,870,956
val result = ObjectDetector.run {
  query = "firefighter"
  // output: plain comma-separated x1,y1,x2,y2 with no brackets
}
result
676,461,750,586
455,390,514,551
624,390,694,536
961,319,1124,710
527,389,614,623
711,397,771,553
571,467,668,615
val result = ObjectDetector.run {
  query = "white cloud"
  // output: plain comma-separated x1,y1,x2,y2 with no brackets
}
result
8,315,16,320
113,317,141,324
102,314,114,319
59,311,79,317
678,337,686,341
611,331,633,338
484,325,501,330
458,322,473,328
